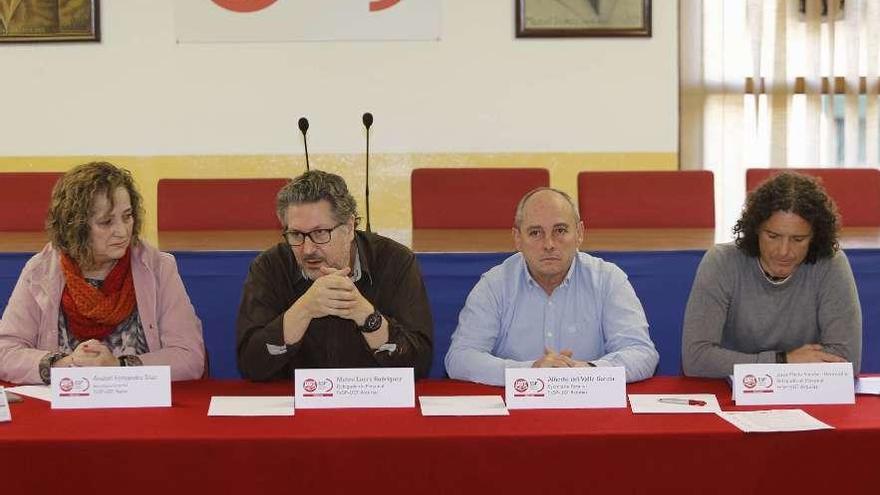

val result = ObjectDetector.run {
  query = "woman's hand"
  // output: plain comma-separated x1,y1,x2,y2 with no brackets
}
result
69,340,117,367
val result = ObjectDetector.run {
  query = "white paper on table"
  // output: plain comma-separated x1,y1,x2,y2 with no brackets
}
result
419,395,509,416
208,396,295,417
855,377,880,395
0,388,11,422
628,394,721,414
717,409,833,433
6,385,52,402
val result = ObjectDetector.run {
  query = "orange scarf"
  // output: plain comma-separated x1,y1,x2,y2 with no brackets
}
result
60,248,136,341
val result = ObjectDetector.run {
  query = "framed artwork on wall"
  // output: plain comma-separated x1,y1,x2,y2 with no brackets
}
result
516,0,651,38
0,0,100,43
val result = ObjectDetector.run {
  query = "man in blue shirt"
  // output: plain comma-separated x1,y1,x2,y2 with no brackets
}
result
445,188,659,385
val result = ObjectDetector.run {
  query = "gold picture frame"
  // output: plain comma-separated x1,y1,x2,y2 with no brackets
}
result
516,0,651,38
0,0,100,43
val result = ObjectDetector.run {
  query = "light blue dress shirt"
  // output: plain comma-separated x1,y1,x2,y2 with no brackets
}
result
445,252,659,386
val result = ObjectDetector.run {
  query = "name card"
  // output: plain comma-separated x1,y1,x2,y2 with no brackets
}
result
732,363,854,406
294,368,414,409
505,367,627,410
0,388,11,422
51,366,172,409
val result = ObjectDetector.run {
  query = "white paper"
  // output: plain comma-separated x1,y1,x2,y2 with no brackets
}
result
855,377,880,395
717,409,834,433
505,367,627,410
6,385,52,402
628,394,722,414
294,368,414,409
0,388,11,422
208,396,295,417
732,363,854,405
419,395,509,416
51,366,171,409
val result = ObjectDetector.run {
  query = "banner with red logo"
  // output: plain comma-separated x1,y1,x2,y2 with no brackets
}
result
175,0,441,42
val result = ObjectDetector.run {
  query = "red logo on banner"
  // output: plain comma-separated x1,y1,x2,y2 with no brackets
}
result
212,0,278,13
369,0,401,12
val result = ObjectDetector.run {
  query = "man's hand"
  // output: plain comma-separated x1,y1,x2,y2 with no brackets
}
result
786,344,847,364
533,348,594,368
283,266,377,345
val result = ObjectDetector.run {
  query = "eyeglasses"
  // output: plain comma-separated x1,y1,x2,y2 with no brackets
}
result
282,223,345,246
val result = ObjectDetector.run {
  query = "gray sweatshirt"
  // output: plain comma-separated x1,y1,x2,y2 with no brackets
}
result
682,243,862,378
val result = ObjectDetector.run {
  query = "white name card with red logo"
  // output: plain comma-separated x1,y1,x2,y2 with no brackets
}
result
732,363,854,406
0,388,11,422
294,368,414,409
504,367,627,410
50,366,171,409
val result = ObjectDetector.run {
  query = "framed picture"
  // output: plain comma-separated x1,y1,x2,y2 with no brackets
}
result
0,0,100,43
516,0,651,38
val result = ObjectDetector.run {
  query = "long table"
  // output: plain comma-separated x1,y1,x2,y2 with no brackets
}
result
3,377,879,494
2,229,879,378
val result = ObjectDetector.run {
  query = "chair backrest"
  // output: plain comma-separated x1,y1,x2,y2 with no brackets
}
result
157,178,290,230
411,168,550,228
746,168,880,227
0,172,64,231
577,171,715,228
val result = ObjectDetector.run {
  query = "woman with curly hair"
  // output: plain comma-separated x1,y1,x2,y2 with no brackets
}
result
0,162,205,384
682,172,861,378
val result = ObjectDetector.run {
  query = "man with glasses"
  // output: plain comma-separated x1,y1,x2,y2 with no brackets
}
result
236,170,433,381
444,188,658,386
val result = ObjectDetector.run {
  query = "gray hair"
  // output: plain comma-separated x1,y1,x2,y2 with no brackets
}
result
513,187,581,229
276,170,359,228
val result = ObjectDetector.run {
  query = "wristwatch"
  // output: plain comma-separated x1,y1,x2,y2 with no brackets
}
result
775,351,788,364
359,310,383,333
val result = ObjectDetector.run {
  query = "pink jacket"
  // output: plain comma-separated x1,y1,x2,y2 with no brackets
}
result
0,242,205,384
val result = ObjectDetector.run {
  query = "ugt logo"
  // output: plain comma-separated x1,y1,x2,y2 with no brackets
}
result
513,378,545,397
211,1,402,13
742,374,774,393
302,377,334,397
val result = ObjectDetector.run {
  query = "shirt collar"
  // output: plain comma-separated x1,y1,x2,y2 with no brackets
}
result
521,252,577,290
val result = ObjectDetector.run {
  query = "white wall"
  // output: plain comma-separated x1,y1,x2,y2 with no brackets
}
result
0,0,678,156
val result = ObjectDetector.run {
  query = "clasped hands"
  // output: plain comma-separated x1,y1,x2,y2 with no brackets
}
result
297,266,373,326
785,343,847,364
55,339,117,368
533,347,593,368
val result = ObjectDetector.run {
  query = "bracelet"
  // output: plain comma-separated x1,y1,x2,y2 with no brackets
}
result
39,351,69,385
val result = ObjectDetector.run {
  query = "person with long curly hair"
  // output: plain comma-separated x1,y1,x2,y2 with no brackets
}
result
0,162,205,384
682,172,861,378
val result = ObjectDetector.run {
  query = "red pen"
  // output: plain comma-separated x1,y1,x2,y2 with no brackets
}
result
657,398,707,406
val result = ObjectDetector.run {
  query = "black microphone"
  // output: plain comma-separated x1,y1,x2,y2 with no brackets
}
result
298,117,310,171
362,112,373,232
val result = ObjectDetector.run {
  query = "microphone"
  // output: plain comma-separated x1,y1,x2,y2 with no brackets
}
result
362,112,374,232
298,117,310,171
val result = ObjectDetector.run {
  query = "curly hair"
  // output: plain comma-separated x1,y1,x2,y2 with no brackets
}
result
733,172,839,263
275,170,359,228
46,162,144,268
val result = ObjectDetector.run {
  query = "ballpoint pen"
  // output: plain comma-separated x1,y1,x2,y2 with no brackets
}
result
657,397,707,406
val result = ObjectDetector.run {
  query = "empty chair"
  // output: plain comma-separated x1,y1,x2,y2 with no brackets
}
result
158,178,290,230
578,171,715,228
411,168,549,228
0,172,64,231
746,168,880,227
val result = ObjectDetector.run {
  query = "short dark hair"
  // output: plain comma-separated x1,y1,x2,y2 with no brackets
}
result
734,171,840,263
275,170,359,228
46,162,145,268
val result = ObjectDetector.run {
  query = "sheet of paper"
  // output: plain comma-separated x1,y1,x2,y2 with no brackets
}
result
6,385,52,402
419,395,509,416
855,377,880,395
717,409,833,433
0,388,11,422
208,396,295,417
628,394,721,413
